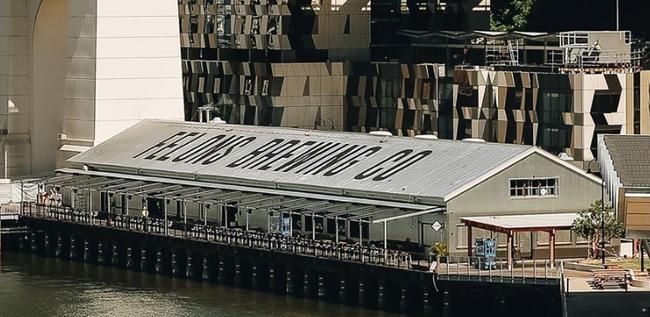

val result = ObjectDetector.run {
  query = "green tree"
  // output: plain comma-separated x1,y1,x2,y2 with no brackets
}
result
572,200,625,259
491,0,535,32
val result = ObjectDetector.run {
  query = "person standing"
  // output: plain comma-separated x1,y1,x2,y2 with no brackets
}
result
142,205,149,232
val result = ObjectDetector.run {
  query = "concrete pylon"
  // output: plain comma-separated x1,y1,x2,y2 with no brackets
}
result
0,0,184,177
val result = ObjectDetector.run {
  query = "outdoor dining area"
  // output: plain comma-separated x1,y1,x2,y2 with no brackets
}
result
21,201,422,270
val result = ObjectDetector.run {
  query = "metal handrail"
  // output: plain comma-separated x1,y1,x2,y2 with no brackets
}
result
436,255,560,284
17,202,432,272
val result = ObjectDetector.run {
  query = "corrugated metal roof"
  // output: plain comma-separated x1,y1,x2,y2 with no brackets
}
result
69,120,533,203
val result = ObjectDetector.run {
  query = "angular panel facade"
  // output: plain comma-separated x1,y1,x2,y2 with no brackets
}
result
451,69,650,165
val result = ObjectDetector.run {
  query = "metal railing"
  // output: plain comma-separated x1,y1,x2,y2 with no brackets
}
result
436,255,561,284
18,202,429,271
546,48,645,72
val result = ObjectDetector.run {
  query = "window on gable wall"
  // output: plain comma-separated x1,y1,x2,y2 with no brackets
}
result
509,178,558,198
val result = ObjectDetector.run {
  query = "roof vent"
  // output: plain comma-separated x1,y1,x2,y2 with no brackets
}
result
415,134,438,140
558,152,574,161
211,117,226,124
462,138,486,143
369,131,393,137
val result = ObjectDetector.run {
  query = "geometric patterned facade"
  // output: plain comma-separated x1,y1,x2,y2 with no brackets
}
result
178,0,490,133
183,59,650,167
183,60,444,136
177,0,649,168
452,69,650,165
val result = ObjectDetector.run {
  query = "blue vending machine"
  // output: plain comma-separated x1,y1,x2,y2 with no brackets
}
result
474,238,497,270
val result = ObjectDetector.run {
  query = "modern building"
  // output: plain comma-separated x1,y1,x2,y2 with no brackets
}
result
599,134,650,241
3,0,649,179
180,18,650,169
41,120,601,258
0,0,185,177
178,0,491,132
451,66,650,168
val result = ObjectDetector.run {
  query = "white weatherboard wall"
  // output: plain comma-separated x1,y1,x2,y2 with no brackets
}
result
61,0,184,166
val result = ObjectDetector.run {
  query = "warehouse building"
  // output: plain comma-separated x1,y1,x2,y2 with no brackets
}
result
35,120,601,259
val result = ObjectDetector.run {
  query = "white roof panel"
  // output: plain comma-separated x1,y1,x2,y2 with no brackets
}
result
462,213,579,230
69,120,532,203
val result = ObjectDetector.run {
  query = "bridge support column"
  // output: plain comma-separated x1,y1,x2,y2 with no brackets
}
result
423,287,433,315
30,232,38,253
202,255,211,281
338,276,348,303
43,232,52,256
234,259,242,287
442,290,451,317
377,280,386,310
186,253,195,279
303,271,314,298
171,251,179,277
217,257,226,284
18,234,26,251
399,287,408,314
318,274,327,300
286,268,295,296
155,249,164,274
97,241,106,264
251,263,260,289
140,248,148,272
126,245,135,270
358,279,367,306
111,243,120,267
83,239,91,262
69,235,77,260
496,294,506,314
55,234,63,257
268,265,277,292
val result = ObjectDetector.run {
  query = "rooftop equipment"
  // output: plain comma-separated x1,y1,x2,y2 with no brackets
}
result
369,131,393,137
415,134,439,140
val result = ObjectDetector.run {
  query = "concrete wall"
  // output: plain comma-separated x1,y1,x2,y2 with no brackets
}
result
33,0,67,173
0,0,34,177
60,0,184,165
1,0,185,177
445,152,601,257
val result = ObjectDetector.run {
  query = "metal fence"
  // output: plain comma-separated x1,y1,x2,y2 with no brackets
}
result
17,202,425,271
436,255,561,284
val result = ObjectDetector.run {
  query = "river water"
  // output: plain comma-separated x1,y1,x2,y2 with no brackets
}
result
0,252,404,317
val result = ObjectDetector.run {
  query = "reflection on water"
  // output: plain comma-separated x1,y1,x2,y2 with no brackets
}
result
0,253,404,317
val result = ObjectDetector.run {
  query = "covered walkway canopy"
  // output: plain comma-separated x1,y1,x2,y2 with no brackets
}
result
30,168,444,256
461,213,578,268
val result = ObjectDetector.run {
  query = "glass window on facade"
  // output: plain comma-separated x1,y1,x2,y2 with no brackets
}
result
456,225,467,248
509,178,558,198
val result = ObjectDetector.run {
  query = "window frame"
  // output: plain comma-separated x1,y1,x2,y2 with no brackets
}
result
508,177,559,199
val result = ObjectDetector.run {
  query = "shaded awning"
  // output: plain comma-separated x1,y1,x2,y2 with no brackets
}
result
34,168,446,224
461,213,578,234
